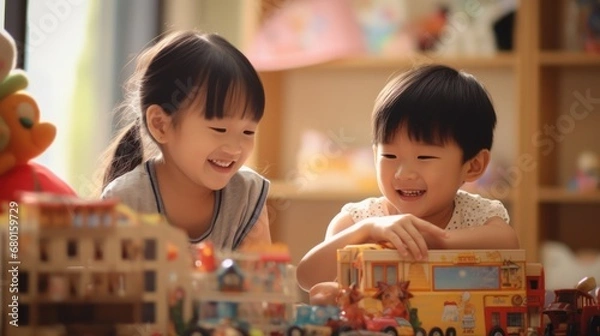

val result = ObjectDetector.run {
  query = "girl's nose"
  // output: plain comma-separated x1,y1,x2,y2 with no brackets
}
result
221,142,242,156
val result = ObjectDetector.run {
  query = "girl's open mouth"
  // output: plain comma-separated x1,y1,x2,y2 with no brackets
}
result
208,159,234,169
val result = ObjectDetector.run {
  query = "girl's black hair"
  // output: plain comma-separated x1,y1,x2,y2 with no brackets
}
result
100,31,265,190
372,64,497,162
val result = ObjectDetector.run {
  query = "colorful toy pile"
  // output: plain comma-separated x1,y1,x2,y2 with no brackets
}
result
2,194,599,336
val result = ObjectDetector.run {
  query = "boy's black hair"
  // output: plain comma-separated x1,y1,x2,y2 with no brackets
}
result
372,64,497,162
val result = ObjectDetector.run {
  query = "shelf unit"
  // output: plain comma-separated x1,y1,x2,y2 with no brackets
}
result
251,0,600,266
522,0,600,261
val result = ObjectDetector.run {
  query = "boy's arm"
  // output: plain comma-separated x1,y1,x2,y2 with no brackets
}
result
297,212,449,291
296,212,369,292
428,217,520,249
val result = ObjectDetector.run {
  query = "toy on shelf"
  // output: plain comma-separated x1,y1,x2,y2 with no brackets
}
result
569,150,600,192
0,29,76,203
295,129,376,193
246,0,365,71
579,0,600,53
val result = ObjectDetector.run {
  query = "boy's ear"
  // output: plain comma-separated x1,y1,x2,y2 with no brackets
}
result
145,104,171,144
463,149,491,182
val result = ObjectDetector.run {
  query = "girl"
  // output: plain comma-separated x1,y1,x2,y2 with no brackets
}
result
100,31,270,250
298,64,520,302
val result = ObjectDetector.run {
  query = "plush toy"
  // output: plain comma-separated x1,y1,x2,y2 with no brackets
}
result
0,29,76,203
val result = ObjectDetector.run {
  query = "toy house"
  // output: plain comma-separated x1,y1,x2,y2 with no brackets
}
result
185,242,300,335
0,193,194,336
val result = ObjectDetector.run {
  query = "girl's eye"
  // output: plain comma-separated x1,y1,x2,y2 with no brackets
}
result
381,154,396,159
243,130,255,135
417,156,437,160
210,127,226,133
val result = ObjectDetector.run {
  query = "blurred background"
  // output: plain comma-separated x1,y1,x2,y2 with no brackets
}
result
3,0,600,293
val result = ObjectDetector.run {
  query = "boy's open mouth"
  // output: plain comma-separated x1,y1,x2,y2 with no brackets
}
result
397,189,426,197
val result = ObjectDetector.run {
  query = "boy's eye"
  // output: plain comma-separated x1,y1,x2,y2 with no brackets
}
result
243,130,255,135
210,127,226,133
417,156,437,160
381,154,396,159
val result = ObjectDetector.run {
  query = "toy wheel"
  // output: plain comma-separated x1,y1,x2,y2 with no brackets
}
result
383,326,398,335
428,327,444,336
543,323,554,336
286,326,304,336
566,323,577,336
589,316,600,336
340,325,353,332
488,326,505,336
445,327,457,336
184,326,211,336
414,327,426,336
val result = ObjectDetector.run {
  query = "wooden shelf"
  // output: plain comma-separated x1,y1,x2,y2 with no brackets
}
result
538,187,600,203
285,52,517,71
268,180,380,201
539,51,600,66
268,180,513,203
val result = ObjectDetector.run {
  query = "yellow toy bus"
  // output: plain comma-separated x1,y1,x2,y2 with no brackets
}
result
336,244,546,336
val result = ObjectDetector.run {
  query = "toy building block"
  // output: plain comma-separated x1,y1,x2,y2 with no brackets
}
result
1,193,194,336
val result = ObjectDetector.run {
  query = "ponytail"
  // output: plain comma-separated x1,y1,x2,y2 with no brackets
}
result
101,120,144,190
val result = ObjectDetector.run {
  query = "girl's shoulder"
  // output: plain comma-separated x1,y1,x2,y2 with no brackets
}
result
100,164,151,202
341,197,388,223
227,166,270,193
100,162,160,214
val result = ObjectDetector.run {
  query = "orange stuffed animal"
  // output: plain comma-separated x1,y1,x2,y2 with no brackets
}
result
0,29,76,202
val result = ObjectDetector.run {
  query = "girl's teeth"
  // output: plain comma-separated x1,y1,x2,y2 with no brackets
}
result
210,160,232,167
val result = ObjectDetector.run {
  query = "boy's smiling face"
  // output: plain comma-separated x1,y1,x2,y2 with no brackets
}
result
375,126,471,228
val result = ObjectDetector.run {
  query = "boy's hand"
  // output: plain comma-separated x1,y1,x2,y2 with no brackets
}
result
366,214,448,260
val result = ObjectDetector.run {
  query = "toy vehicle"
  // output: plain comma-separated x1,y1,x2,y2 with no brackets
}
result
542,276,600,336
336,244,547,336
286,304,341,335
364,316,414,335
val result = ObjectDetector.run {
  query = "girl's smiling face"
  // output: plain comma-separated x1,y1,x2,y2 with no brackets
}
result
376,126,471,228
159,91,259,191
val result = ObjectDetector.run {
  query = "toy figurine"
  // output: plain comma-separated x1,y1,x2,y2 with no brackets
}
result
569,150,600,192
579,0,600,53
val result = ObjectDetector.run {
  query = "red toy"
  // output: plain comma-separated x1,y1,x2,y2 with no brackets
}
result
0,29,76,203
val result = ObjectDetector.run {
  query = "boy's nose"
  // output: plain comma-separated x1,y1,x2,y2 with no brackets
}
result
394,165,417,180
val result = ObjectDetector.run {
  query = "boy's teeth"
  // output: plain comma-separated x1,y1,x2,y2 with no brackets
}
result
210,159,232,167
399,190,425,196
